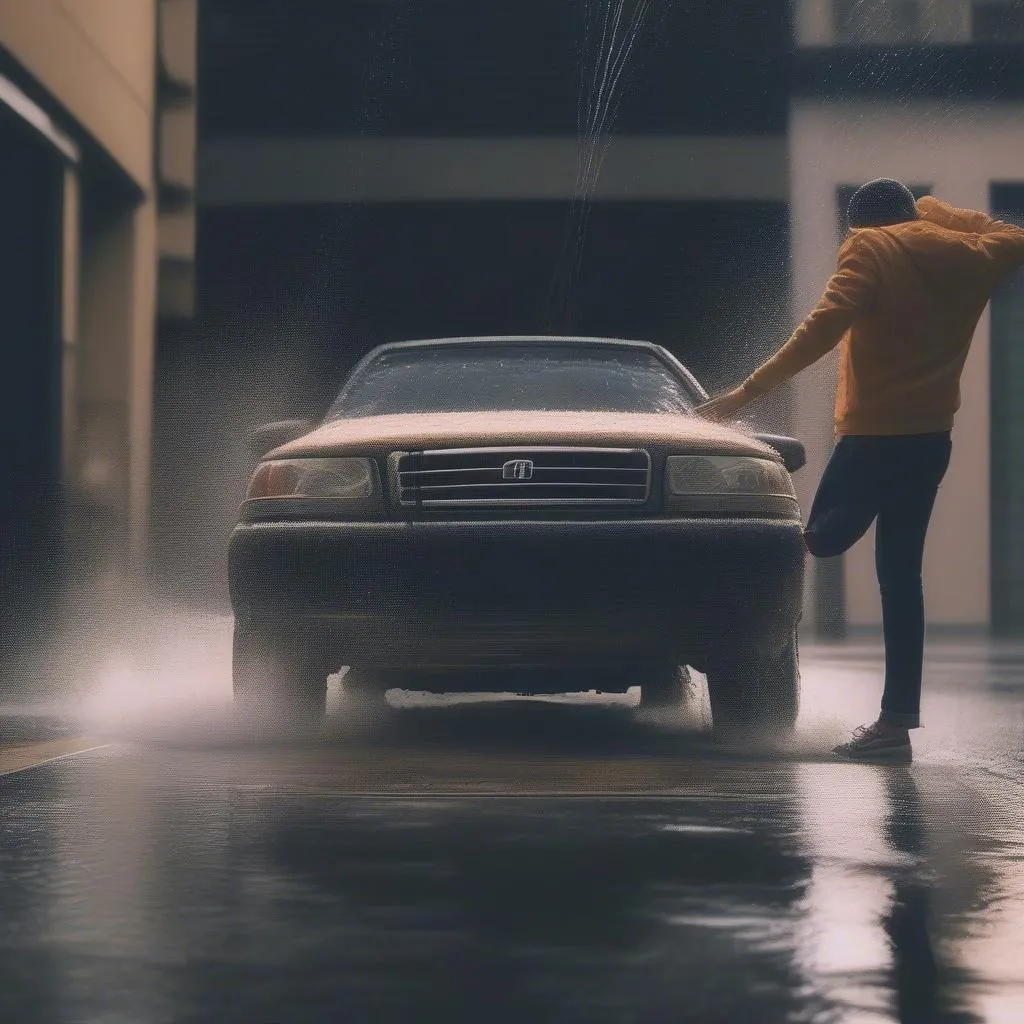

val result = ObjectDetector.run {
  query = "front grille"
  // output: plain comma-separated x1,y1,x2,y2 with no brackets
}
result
393,447,651,507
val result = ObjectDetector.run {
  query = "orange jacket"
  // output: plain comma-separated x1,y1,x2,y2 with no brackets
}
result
743,196,1024,435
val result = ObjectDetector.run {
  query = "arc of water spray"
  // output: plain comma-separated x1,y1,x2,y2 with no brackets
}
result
547,0,658,332
583,0,651,186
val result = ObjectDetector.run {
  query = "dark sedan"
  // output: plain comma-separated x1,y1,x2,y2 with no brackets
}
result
229,336,806,732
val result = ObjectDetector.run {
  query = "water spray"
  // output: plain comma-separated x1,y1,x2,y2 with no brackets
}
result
546,0,663,332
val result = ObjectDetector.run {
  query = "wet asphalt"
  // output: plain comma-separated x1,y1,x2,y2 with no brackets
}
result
1,608,1023,1023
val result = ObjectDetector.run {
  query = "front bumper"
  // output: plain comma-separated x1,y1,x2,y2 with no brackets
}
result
229,518,804,669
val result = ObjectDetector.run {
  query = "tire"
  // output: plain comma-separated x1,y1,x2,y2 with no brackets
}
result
704,633,800,732
639,664,691,711
232,622,327,724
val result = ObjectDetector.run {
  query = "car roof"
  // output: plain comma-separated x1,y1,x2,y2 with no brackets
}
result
366,335,671,357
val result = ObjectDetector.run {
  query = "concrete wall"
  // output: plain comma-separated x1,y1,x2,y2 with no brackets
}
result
157,0,198,321
794,1,973,46
0,0,194,578
789,98,1024,630
76,201,158,570
61,168,80,483
0,0,155,189
199,136,790,205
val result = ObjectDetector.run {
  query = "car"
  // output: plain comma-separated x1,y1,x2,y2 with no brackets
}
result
229,336,807,731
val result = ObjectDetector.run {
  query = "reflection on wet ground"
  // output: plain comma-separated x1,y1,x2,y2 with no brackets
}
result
1,609,1022,1023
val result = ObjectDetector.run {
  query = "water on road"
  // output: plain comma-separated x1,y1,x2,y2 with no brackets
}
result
1,608,1022,1023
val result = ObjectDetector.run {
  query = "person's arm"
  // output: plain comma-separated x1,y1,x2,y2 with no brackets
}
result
917,195,1024,271
914,194,1024,236
742,234,876,397
696,234,877,420
915,194,1003,234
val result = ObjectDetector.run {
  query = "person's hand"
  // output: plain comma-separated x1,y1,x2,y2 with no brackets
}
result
694,386,752,422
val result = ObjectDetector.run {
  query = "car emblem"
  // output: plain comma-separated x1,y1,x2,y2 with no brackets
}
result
502,459,534,481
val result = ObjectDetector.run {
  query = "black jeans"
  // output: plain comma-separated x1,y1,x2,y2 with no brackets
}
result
803,432,953,728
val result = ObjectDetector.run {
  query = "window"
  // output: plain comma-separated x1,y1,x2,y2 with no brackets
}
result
973,1,1024,42
328,343,700,419
834,0,924,43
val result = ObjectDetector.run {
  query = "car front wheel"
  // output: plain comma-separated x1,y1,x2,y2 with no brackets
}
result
638,664,691,711
232,622,327,724
340,667,392,718
704,633,800,732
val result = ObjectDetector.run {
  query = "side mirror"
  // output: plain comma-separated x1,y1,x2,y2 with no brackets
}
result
753,432,806,474
247,419,313,462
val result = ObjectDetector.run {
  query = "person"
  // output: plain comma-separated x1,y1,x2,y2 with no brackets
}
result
696,178,1024,763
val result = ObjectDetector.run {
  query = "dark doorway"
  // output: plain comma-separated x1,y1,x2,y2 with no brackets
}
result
0,109,66,648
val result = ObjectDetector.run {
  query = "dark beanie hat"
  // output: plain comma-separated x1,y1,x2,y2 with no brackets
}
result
847,178,919,228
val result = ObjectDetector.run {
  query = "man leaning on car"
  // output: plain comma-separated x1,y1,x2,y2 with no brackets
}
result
697,179,1024,764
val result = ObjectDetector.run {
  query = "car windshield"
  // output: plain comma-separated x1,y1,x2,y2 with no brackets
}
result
326,344,700,419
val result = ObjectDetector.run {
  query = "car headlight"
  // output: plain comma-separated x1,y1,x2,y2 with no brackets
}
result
666,455,795,497
665,455,798,517
246,458,377,500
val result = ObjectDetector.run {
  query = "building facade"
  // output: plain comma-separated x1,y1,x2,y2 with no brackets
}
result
792,0,1024,634
178,0,793,601
187,0,1024,635
0,0,196,609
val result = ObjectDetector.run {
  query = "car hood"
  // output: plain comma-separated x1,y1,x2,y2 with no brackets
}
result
269,410,779,461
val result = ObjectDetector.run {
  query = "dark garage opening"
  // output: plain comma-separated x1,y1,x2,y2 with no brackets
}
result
0,108,65,658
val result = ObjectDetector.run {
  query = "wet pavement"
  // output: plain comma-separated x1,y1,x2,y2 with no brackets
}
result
1,609,1023,1023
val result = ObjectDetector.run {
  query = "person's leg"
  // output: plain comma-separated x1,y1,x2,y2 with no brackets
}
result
803,437,882,558
875,433,953,730
833,433,952,762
